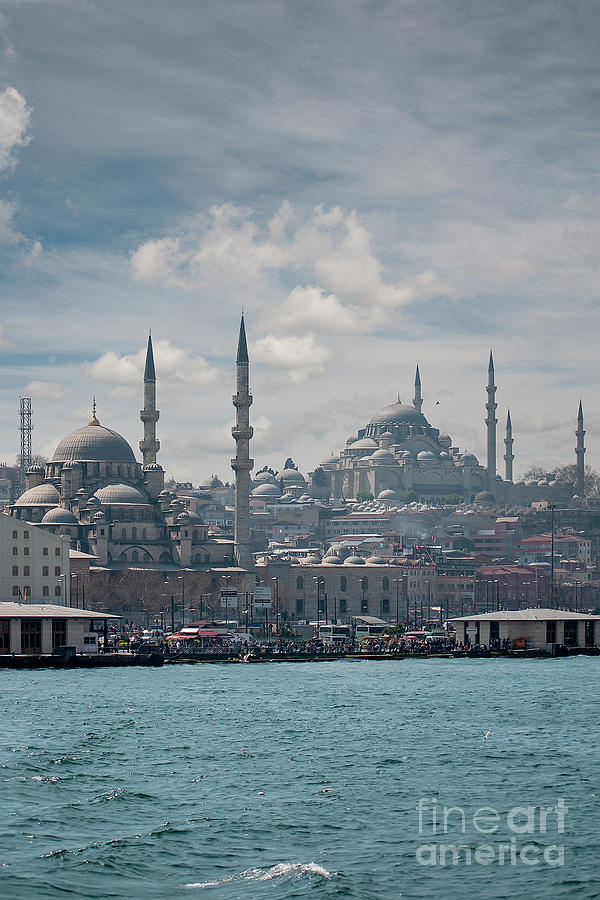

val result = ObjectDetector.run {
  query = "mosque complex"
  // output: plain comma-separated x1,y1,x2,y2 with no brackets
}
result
8,318,586,573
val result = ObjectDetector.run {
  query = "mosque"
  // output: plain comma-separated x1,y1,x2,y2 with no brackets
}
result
9,336,234,569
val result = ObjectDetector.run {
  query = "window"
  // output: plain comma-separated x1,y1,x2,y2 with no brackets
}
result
383,576,389,592
121,528,126,539
100,529,105,536
12,585,19,597
360,576,368,591
21,619,42,654
0,619,9,654
361,596,369,613
340,576,347,592
23,547,29,556
55,586,61,597
12,566,18,576
23,566,30,577
12,530,17,539
546,621,556,644
339,598,347,614
43,547,48,556
52,619,67,650
564,620,578,647
132,527,137,539
296,576,304,591
43,566,49,577
12,547,17,556
23,530,29,539
42,586,49,597
296,597,304,614
142,528,147,540
131,551,139,562
55,548,60,556
382,598,390,614
55,566,61,577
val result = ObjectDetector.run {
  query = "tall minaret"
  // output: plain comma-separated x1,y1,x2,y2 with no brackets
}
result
576,400,586,496
413,365,422,414
231,315,254,569
504,409,514,482
139,332,160,466
486,350,497,489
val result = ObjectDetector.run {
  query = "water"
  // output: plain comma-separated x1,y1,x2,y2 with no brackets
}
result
1,658,599,899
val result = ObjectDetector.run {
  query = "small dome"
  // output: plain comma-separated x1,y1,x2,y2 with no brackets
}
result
350,438,378,450
92,510,108,521
277,468,307,484
371,449,396,461
93,483,150,505
200,475,224,489
474,490,496,504
144,463,163,472
14,483,60,506
439,451,450,459
525,480,537,487
438,434,452,447
321,454,340,465
380,431,394,440
253,471,276,484
177,511,190,521
324,556,343,565
366,555,388,565
538,479,549,487
86,495,100,505
417,450,437,461
303,554,322,565
344,555,366,565
26,465,45,475
462,453,477,465
251,483,282,497
41,507,79,525
378,489,400,501
159,489,172,497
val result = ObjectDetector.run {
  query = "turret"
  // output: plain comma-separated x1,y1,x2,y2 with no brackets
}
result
504,409,514,482
576,400,586,496
413,365,422,414
486,351,497,489
231,315,254,570
140,332,160,466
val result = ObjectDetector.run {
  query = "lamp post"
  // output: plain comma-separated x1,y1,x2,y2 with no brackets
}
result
271,577,279,635
70,573,80,609
177,573,186,625
222,574,231,628
549,504,556,608
392,578,401,626
313,577,322,630
57,573,68,606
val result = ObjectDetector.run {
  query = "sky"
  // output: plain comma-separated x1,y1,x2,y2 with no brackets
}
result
0,0,598,483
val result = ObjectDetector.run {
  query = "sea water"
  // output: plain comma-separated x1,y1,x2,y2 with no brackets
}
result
1,658,599,899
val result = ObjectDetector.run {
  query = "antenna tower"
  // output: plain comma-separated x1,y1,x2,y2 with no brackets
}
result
19,397,33,494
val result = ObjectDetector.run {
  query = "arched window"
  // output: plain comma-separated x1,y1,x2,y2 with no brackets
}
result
43,566,49,576
383,576,389,592
340,576,347,592
121,528,126,539
23,566,30,577
12,585,19,596
42,586,49,597
55,566,61,577
131,551,139,562
55,585,61,596
142,528,147,540
131,527,137,540
296,576,304,591
11,566,18,576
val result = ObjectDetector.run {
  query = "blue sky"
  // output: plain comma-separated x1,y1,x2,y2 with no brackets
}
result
0,0,598,482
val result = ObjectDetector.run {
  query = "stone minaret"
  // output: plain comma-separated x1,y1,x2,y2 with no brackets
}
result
413,365,422,414
486,350,497,489
576,400,586,496
504,408,514,482
231,315,254,569
140,332,160,466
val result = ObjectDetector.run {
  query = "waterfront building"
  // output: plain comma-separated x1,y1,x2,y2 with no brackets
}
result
0,511,71,604
0,601,117,654
452,608,600,651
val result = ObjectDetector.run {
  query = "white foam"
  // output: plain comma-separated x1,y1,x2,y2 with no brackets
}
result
185,861,332,888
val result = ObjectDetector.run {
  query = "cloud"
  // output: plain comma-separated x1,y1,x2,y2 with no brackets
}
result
0,86,30,171
253,333,330,383
24,380,64,399
85,339,220,386
268,285,362,334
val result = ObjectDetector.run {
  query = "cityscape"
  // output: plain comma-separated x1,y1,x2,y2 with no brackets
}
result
1,2,599,899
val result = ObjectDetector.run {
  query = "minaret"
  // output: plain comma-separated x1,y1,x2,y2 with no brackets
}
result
504,409,514,482
576,400,586,496
139,332,160,466
486,350,497,489
413,365,422,414
231,315,254,569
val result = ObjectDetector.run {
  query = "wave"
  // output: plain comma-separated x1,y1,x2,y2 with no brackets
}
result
185,861,332,888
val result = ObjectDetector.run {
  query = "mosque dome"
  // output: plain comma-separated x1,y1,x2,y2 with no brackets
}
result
200,475,224,489
350,438,378,451
277,468,307,485
93,483,150,505
344,555,366,565
177,511,190,522
440,451,451,459
303,554,322,565
321,454,340,465
380,431,394,440
474,491,496,505
369,401,428,428
324,556,343,565
378,489,401,501
251,483,282,497
41,507,79,525
144,463,163,472
371,449,396,462
253,472,276,484
26,464,45,476
52,424,135,463
417,450,437,461
366,555,388,565
462,453,477,465
14,483,60,506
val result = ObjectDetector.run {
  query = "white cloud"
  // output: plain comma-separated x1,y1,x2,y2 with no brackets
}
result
0,86,30,171
268,285,362,334
85,339,220,386
253,333,330,383
24,380,64,400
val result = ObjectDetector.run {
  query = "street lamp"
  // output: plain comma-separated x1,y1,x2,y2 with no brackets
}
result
549,504,556,608
177,573,186,625
271,577,280,635
313,577,322,629
392,578,401,626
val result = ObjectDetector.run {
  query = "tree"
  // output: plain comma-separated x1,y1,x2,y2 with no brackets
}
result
312,466,327,486
522,465,549,481
554,464,600,498
405,490,419,503
444,493,463,506
283,458,298,470
356,491,374,501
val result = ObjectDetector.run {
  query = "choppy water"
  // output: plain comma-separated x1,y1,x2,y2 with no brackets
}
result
1,658,599,899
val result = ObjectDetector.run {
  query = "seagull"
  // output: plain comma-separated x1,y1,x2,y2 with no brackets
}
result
483,730,493,740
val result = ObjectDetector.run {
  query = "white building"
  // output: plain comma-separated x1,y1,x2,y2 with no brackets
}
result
0,512,71,604
0,602,117,654
452,609,600,651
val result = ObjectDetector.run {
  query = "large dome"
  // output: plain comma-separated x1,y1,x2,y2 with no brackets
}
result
52,424,135,463
369,402,428,428
93,483,150,505
14,483,60,506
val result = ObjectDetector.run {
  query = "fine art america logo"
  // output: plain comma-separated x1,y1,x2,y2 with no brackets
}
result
415,798,567,867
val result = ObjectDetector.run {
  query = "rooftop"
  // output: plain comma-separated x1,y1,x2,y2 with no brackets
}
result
451,608,600,622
